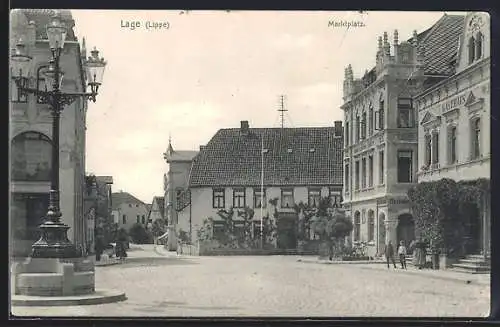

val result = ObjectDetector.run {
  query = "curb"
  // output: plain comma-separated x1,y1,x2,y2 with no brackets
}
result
95,259,125,267
11,289,127,307
297,259,386,265
358,265,491,286
297,258,490,286
154,246,182,258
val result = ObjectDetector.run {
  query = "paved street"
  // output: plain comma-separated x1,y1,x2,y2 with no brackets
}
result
12,245,490,317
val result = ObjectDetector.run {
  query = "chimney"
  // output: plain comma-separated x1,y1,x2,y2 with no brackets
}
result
334,121,343,137
240,120,249,134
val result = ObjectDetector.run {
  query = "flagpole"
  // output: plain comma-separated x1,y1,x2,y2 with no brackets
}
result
260,136,264,249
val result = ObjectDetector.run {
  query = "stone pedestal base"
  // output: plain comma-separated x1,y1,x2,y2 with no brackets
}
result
12,257,95,297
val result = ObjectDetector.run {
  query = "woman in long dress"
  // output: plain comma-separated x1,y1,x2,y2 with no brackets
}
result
413,240,426,269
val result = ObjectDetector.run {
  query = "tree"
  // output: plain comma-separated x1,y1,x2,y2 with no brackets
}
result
129,223,150,244
293,202,317,242
236,207,255,248
310,197,353,260
151,219,167,238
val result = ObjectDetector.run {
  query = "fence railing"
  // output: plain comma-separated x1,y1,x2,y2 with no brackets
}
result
177,242,199,256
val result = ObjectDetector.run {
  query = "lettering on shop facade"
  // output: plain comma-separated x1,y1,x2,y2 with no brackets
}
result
441,94,466,114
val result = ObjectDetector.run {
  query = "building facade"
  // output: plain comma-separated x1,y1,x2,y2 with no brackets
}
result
111,191,149,231
415,12,490,257
10,9,89,257
84,175,113,253
341,14,465,257
163,141,198,250
148,196,165,222
176,121,344,249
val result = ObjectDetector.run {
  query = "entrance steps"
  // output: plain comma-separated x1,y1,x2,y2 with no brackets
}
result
451,254,490,274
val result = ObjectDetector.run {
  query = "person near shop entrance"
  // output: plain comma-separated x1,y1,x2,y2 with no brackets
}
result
385,240,397,269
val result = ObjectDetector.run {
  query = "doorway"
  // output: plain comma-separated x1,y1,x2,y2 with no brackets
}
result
462,202,482,254
397,213,415,252
276,213,297,250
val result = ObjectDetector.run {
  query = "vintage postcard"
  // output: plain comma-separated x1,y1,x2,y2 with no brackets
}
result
9,9,490,318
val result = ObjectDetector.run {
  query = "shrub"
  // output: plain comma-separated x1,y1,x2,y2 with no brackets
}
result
128,223,150,244
408,178,489,256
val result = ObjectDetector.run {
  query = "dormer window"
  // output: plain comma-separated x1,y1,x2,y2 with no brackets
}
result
287,148,293,153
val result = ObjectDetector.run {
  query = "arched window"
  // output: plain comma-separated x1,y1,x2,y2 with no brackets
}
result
368,210,375,241
472,118,481,159
468,36,476,64
476,32,483,60
11,132,52,181
354,211,361,241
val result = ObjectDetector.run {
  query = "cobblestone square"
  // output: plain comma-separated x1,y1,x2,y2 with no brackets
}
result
11,246,490,317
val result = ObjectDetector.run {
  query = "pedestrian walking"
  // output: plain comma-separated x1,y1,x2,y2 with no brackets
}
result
384,240,397,269
413,239,427,269
398,240,407,269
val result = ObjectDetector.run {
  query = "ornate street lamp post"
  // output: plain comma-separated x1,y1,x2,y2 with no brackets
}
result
11,11,106,258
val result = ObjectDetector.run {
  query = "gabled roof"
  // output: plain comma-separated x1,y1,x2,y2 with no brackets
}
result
152,196,165,218
189,127,343,187
417,14,465,76
111,192,145,209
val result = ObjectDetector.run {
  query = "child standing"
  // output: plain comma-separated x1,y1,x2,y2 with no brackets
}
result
398,240,407,269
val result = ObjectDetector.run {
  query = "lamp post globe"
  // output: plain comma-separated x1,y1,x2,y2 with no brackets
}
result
46,10,67,51
11,40,32,89
85,47,107,98
43,60,65,92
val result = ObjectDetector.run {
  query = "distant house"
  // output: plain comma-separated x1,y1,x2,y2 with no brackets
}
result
111,191,149,231
175,120,344,249
163,141,198,250
148,196,165,222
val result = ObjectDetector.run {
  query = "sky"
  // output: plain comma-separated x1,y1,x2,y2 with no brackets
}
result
70,10,462,203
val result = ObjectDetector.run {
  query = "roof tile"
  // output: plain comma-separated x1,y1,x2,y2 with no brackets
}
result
189,127,343,187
